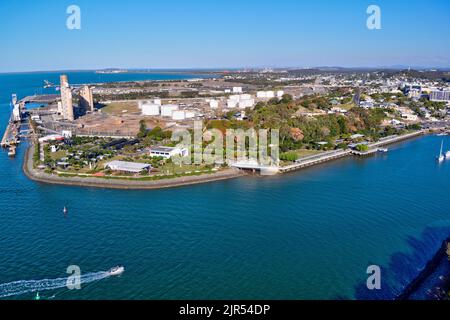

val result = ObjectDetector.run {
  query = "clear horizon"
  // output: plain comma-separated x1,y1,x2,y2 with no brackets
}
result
1,0,449,73
1,65,450,75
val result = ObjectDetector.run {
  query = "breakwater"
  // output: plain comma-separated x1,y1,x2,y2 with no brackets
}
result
397,237,450,300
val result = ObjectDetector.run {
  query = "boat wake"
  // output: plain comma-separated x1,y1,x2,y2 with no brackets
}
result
0,271,110,299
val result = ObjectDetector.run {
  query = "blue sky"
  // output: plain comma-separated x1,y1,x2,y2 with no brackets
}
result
0,0,449,72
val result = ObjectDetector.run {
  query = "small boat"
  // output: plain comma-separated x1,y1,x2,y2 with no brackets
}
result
437,132,448,137
378,148,388,153
8,146,16,157
437,140,445,163
34,292,40,300
446,151,450,159
63,207,68,214
108,266,125,276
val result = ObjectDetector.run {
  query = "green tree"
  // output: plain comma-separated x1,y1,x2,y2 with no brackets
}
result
280,151,299,162
356,144,369,152
138,120,148,139
281,94,293,104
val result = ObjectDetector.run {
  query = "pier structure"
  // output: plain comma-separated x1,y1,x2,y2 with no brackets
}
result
230,161,280,175
232,130,425,175
1,119,20,148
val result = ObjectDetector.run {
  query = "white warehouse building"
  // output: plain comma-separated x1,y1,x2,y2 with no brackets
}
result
141,103,161,116
105,160,152,173
161,104,179,117
149,146,189,159
12,103,21,122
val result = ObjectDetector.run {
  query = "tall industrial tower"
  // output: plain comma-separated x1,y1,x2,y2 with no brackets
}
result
60,75,74,121
79,85,95,112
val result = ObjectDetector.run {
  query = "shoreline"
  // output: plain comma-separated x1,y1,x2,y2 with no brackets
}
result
22,145,245,190
280,130,425,173
23,130,425,190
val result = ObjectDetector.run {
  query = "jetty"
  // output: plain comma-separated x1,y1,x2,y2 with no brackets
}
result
229,131,425,176
279,130,425,174
1,119,20,148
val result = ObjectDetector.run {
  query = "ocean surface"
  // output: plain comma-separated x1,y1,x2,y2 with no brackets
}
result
1,71,450,300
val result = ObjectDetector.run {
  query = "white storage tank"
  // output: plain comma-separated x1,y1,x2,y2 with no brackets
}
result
172,110,186,120
161,104,179,117
266,91,275,98
239,99,255,109
229,95,240,102
257,91,275,99
209,99,219,109
257,91,267,98
141,103,161,116
227,100,238,109
185,111,196,119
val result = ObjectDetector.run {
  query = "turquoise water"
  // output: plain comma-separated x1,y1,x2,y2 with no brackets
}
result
1,72,450,300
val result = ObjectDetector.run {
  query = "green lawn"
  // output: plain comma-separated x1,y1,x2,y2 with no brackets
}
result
50,150,68,161
295,149,323,158
101,102,140,115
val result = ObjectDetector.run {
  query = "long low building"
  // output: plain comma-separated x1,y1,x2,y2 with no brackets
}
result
105,160,152,173
149,146,188,159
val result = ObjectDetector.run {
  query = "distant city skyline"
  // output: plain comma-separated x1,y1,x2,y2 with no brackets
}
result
1,0,449,73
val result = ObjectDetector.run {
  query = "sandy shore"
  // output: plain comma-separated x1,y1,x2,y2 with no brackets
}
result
23,145,245,190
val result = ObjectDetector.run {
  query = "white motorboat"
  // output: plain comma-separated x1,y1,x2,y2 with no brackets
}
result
108,266,125,276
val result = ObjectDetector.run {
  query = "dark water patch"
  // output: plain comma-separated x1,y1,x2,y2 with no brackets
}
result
353,226,450,300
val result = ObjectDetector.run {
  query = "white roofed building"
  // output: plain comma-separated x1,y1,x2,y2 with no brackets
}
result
105,161,152,173
149,146,188,159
